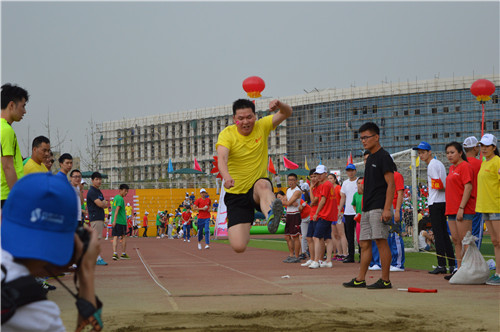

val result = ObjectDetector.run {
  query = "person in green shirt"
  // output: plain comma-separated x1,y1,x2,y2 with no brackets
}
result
111,184,130,260
1,84,28,207
351,177,364,263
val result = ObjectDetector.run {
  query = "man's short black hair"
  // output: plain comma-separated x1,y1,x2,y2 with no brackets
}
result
309,168,316,176
358,122,380,135
70,169,81,177
287,173,298,180
1,83,29,109
58,153,73,164
32,136,50,149
232,99,255,116
119,184,129,190
276,190,285,197
91,172,102,180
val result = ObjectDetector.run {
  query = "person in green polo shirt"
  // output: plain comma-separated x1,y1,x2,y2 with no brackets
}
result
1,84,28,207
111,184,130,260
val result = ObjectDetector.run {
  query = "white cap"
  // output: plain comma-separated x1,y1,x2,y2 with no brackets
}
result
463,136,479,148
200,188,207,193
300,183,310,191
127,203,130,206
479,133,497,146
145,211,149,215
314,165,327,174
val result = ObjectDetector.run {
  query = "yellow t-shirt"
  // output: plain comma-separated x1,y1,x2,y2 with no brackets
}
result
216,115,274,194
476,155,500,213
1,118,24,200
125,205,132,216
23,158,48,175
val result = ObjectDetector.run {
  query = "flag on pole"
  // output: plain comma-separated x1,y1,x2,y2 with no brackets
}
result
416,156,420,167
283,156,299,169
318,156,322,165
268,157,276,174
194,158,202,172
168,158,174,173
346,152,353,166
304,156,310,170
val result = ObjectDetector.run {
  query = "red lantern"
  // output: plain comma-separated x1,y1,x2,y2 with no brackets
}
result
242,76,265,98
470,79,496,102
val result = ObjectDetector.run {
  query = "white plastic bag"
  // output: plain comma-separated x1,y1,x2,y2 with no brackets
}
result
450,231,490,284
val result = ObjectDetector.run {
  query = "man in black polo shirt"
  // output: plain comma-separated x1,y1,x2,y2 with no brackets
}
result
86,171,109,266
343,122,395,289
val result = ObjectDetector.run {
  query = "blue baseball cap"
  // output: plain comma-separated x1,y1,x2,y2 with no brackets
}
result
346,164,356,170
1,173,78,266
412,141,431,151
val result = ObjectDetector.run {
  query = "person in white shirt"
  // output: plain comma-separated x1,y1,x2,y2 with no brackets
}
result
279,173,303,263
414,141,455,275
337,164,359,263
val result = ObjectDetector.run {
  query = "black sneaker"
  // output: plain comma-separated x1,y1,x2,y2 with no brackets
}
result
266,199,283,234
342,278,366,288
298,253,308,260
429,266,447,274
367,278,392,289
342,257,355,263
444,269,457,280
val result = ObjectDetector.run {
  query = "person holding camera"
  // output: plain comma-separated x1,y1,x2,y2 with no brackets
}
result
1,172,102,331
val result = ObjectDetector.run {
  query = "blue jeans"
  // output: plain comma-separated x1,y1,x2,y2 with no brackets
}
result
197,218,210,244
183,224,191,240
370,209,405,269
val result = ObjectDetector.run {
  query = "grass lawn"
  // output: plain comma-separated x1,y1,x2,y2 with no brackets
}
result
214,235,495,272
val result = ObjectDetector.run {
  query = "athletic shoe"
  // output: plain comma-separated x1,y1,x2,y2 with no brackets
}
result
41,281,57,291
187,239,190,243
120,253,130,259
342,278,366,288
96,258,108,265
335,256,344,262
283,256,295,263
368,265,381,271
298,253,308,260
266,198,283,234
301,259,313,267
198,243,202,250
320,261,333,268
112,254,119,261
342,257,355,263
486,274,500,286
449,266,457,274
309,261,320,269
290,257,301,263
390,266,405,272
205,245,210,249
367,278,392,289
429,266,447,274
183,239,186,242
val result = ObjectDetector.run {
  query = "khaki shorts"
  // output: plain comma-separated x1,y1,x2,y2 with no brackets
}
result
359,209,391,241
90,220,105,239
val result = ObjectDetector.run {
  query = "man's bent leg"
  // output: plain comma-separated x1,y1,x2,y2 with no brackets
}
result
253,179,283,234
228,223,252,253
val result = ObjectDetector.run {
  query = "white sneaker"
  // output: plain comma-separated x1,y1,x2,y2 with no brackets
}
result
309,261,320,269
390,266,405,272
320,261,333,268
183,239,186,242
198,243,202,250
368,265,381,271
187,239,190,242
301,259,313,267
205,245,210,249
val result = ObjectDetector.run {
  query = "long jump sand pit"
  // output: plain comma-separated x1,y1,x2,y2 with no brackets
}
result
49,237,499,331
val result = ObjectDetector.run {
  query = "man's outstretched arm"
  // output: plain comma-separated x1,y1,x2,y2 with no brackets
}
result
270,100,292,128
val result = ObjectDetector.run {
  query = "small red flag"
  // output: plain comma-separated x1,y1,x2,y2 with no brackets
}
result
194,158,202,172
268,157,276,174
283,156,299,169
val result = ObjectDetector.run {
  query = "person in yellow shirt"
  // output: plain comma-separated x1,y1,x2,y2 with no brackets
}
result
1,83,28,207
216,99,292,253
476,134,500,286
23,136,51,175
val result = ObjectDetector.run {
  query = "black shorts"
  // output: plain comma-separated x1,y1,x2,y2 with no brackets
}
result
284,213,301,236
112,224,127,237
224,178,273,228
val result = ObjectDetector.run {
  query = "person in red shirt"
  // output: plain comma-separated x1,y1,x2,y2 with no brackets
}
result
309,165,336,269
181,206,193,242
301,169,320,267
445,142,475,273
142,212,149,237
193,188,212,250
463,136,484,249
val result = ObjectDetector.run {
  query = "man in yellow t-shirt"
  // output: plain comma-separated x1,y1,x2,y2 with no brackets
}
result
1,83,28,207
216,99,292,253
23,136,51,175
